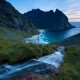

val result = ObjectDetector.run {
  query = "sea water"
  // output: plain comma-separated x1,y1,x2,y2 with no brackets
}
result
25,22,80,44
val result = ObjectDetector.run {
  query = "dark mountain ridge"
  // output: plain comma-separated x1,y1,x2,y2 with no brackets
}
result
24,9,75,30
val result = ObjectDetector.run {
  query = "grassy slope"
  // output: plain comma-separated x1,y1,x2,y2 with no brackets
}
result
0,26,80,80
57,45,80,80
0,27,56,64
9,44,80,80
0,27,37,41
55,33,80,46
36,45,80,80
0,38,56,64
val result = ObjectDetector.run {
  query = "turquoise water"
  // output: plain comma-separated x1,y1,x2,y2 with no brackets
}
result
25,22,80,44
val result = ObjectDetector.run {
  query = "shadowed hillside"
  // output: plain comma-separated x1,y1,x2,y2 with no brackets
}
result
0,0,37,40
24,9,75,30
55,33,80,46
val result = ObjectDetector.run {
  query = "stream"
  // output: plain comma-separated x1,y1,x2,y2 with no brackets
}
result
0,46,65,79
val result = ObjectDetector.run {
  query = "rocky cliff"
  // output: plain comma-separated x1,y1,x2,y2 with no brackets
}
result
0,0,37,40
24,9,75,30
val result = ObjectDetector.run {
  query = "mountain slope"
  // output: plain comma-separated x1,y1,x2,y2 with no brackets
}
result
0,0,37,40
55,33,80,46
24,9,75,30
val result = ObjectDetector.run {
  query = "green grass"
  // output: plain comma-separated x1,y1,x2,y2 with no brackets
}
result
0,38,56,64
55,33,80,46
0,27,37,41
0,26,56,64
36,45,80,80
0,26,80,80
0,26,55,64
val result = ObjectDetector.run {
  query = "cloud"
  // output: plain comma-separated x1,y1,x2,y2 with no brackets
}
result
8,0,80,22
69,18,80,22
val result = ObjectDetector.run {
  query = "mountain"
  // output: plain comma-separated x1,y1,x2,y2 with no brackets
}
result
24,9,75,30
0,0,37,40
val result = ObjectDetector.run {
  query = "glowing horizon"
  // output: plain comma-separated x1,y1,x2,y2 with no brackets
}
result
7,0,80,22
69,18,80,22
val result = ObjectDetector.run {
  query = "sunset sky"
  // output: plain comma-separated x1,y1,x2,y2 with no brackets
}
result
8,0,80,22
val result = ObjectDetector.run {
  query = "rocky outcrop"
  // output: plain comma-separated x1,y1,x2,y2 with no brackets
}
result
24,9,75,30
0,0,37,36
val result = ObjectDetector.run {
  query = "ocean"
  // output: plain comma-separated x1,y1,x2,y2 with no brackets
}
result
25,22,80,44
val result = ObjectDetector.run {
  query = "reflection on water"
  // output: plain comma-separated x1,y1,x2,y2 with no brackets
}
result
25,28,80,44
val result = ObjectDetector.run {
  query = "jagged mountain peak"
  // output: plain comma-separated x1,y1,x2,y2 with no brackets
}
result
55,9,67,17
49,10,54,13
55,9,61,12
24,9,75,30
55,9,63,15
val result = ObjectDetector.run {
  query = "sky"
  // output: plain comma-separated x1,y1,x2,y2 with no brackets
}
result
7,0,80,22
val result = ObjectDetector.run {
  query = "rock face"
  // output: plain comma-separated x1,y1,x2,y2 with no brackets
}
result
0,0,37,35
24,9,75,30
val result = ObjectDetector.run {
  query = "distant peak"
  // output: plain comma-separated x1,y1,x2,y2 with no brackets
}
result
56,9,59,11
49,10,54,13
32,8,41,11
36,8,41,11
55,9,61,13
